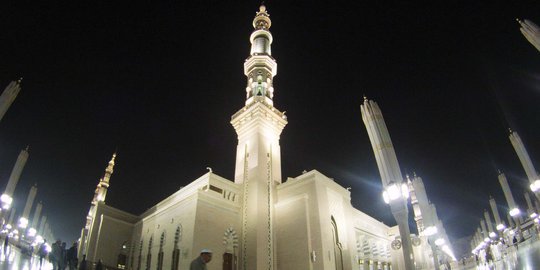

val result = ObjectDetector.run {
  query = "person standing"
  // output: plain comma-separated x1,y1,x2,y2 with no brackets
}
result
190,249,212,270
59,242,67,270
66,242,78,270
38,240,48,268
50,240,61,270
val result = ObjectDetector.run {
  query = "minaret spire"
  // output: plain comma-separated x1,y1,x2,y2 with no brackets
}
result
94,153,116,203
244,4,277,106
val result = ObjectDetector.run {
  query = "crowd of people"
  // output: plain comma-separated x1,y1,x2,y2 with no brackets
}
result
38,240,78,270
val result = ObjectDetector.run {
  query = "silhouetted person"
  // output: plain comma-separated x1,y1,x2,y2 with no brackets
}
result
66,242,78,270
3,235,8,255
79,255,87,270
95,259,103,270
38,240,48,268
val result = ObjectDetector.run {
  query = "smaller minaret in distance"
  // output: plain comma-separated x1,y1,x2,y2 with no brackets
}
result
0,78,22,122
1,146,30,210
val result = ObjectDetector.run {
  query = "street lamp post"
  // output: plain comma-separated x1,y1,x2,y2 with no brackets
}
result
361,98,415,270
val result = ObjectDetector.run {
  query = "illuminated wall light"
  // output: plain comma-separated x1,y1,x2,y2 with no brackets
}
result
496,224,505,231
489,232,496,238
530,213,537,218
434,238,445,246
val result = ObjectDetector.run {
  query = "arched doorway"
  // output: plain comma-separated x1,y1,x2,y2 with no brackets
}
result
331,216,344,270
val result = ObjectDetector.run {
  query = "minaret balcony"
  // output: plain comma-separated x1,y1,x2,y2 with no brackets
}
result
244,55,277,76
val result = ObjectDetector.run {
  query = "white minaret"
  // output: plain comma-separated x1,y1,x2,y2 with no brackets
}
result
518,19,540,52
0,79,22,122
95,153,116,203
508,130,540,197
80,153,117,258
230,5,287,270
361,98,415,270
19,184,37,228
1,146,30,210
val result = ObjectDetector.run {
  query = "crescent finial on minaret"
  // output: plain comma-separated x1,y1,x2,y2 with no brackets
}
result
253,3,271,30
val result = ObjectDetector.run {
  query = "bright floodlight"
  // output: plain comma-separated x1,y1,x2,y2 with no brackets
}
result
5,224,12,230
45,243,52,253
535,217,539,223
0,194,13,209
36,235,44,243
530,213,538,218
509,230,515,235
424,226,438,236
509,208,521,217
27,228,37,237
496,224,505,231
434,238,445,246
530,179,540,192
18,217,28,228
382,182,408,204
401,183,409,198
483,237,490,243
489,232,496,238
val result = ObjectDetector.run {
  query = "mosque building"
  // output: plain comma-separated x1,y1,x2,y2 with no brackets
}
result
79,5,414,270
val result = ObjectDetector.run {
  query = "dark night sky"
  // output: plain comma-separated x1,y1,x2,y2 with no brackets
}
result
1,1,539,253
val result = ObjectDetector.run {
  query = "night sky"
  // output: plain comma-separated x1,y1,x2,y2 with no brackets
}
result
1,1,539,254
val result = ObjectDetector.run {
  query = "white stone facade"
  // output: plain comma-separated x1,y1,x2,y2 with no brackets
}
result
79,5,404,270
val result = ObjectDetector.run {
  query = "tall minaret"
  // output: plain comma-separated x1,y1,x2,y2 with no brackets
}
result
0,79,22,122
231,5,287,270
94,153,116,203
81,153,117,258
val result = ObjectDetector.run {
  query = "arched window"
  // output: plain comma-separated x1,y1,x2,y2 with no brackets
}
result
171,225,182,270
137,240,143,270
117,241,129,269
157,232,165,270
222,227,238,270
146,236,153,270
331,216,343,270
